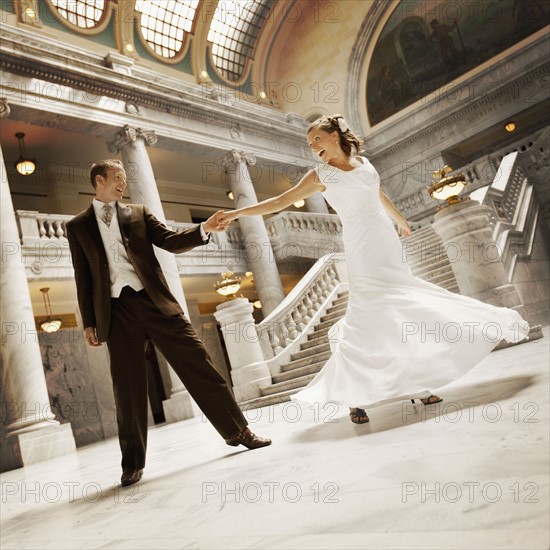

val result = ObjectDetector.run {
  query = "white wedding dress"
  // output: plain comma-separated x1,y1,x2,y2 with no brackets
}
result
292,156,529,408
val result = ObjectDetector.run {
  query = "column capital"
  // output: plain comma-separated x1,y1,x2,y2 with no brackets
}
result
107,125,158,153
0,98,10,119
222,150,256,168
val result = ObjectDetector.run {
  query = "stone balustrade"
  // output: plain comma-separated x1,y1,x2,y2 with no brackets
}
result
481,152,540,281
256,253,346,370
265,211,344,261
15,211,345,280
394,127,548,223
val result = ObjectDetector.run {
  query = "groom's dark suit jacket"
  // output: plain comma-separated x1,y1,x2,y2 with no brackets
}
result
66,203,206,342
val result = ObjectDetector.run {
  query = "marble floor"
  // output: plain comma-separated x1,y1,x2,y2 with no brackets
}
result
1,329,549,550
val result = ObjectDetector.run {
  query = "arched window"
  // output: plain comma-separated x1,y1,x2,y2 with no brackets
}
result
48,0,107,29
135,0,199,59
208,0,272,82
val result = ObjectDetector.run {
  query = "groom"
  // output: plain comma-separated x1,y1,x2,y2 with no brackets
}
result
66,159,271,487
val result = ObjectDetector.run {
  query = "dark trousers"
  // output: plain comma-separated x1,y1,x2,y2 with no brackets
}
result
106,286,247,470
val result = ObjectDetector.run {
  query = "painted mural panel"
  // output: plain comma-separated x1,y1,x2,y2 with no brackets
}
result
367,0,550,125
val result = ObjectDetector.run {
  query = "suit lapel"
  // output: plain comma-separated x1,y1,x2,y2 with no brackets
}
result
80,205,109,264
116,202,132,248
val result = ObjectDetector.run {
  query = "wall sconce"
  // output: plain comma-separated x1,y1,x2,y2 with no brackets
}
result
504,121,516,133
214,270,241,299
253,299,262,309
39,287,62,333
427,165,468,207
14,132,36,176
226,190,234,200
293,199,305,208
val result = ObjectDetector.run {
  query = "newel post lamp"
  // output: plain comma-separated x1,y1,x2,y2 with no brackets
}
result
214,269,242,300
427,165,468,207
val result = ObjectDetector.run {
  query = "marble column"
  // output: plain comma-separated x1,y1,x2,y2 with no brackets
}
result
290,166,329,214
223,150,285,316
0,99,75,471
214,298,272,402
305,192,329,214
107,125,195,422
432,200,525,310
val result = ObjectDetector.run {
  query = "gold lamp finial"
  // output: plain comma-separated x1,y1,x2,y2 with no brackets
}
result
427,165,468,207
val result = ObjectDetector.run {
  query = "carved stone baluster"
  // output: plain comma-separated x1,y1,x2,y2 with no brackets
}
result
312,280,324,309
303,290,315,320
284,313,297,341
298,298,310,325
38,218,46,238
271,323,285,355
291,308,304,335
319,270,330,300
54,220,64,238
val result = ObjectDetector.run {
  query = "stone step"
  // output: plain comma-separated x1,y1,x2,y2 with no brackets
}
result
273,361,325,384
301,333,330,349
280,352,332,373
326,302,348,315
409,258,451,276
336,291,349,299
421,269,456,286
408,225,435,237
320,310,347,323
239,389,295,410
406,245,446,263
314,318,340,332
261,373,317,396
405,241,444,256
332,296,349,307
309,325,331,338
291,342,331,361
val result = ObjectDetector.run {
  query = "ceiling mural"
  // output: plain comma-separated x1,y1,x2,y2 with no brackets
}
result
367,0,550,126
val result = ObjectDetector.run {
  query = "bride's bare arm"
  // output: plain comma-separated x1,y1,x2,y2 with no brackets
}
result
379,189,412,237
220,170,323,222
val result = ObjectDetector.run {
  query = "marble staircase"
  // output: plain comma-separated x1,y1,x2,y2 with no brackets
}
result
238,227,460,410
402,225,459,293
239,291,349,410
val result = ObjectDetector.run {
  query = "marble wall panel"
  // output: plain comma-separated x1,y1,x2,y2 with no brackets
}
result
39,329,105,447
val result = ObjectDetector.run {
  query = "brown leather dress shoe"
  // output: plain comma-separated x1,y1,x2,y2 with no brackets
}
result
225,427,272,449
121,468,143,487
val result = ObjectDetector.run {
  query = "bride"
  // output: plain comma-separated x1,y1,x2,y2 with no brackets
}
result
218,115,529,424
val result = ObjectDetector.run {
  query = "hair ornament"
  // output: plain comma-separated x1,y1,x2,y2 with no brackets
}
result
337,117,348,133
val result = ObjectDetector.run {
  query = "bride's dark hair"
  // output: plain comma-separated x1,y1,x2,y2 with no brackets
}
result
307,114,363,157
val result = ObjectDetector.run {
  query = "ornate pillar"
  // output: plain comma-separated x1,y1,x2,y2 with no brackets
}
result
0,98,75,470
107,125,196,422
432,200,525,310
223,150,285,316
291,165,329,214
305,192,329,214
214,298,272,402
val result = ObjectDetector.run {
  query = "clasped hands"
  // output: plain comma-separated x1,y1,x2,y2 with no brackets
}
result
203,210,237,232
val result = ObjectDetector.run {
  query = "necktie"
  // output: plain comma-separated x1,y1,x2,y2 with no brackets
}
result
101,203,113,227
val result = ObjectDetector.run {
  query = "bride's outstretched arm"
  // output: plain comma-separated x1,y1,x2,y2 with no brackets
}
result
219,170,323,223
379,189,412,237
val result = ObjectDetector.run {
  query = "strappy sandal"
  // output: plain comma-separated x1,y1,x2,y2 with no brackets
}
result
411,394,443,405
349,408,370,424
